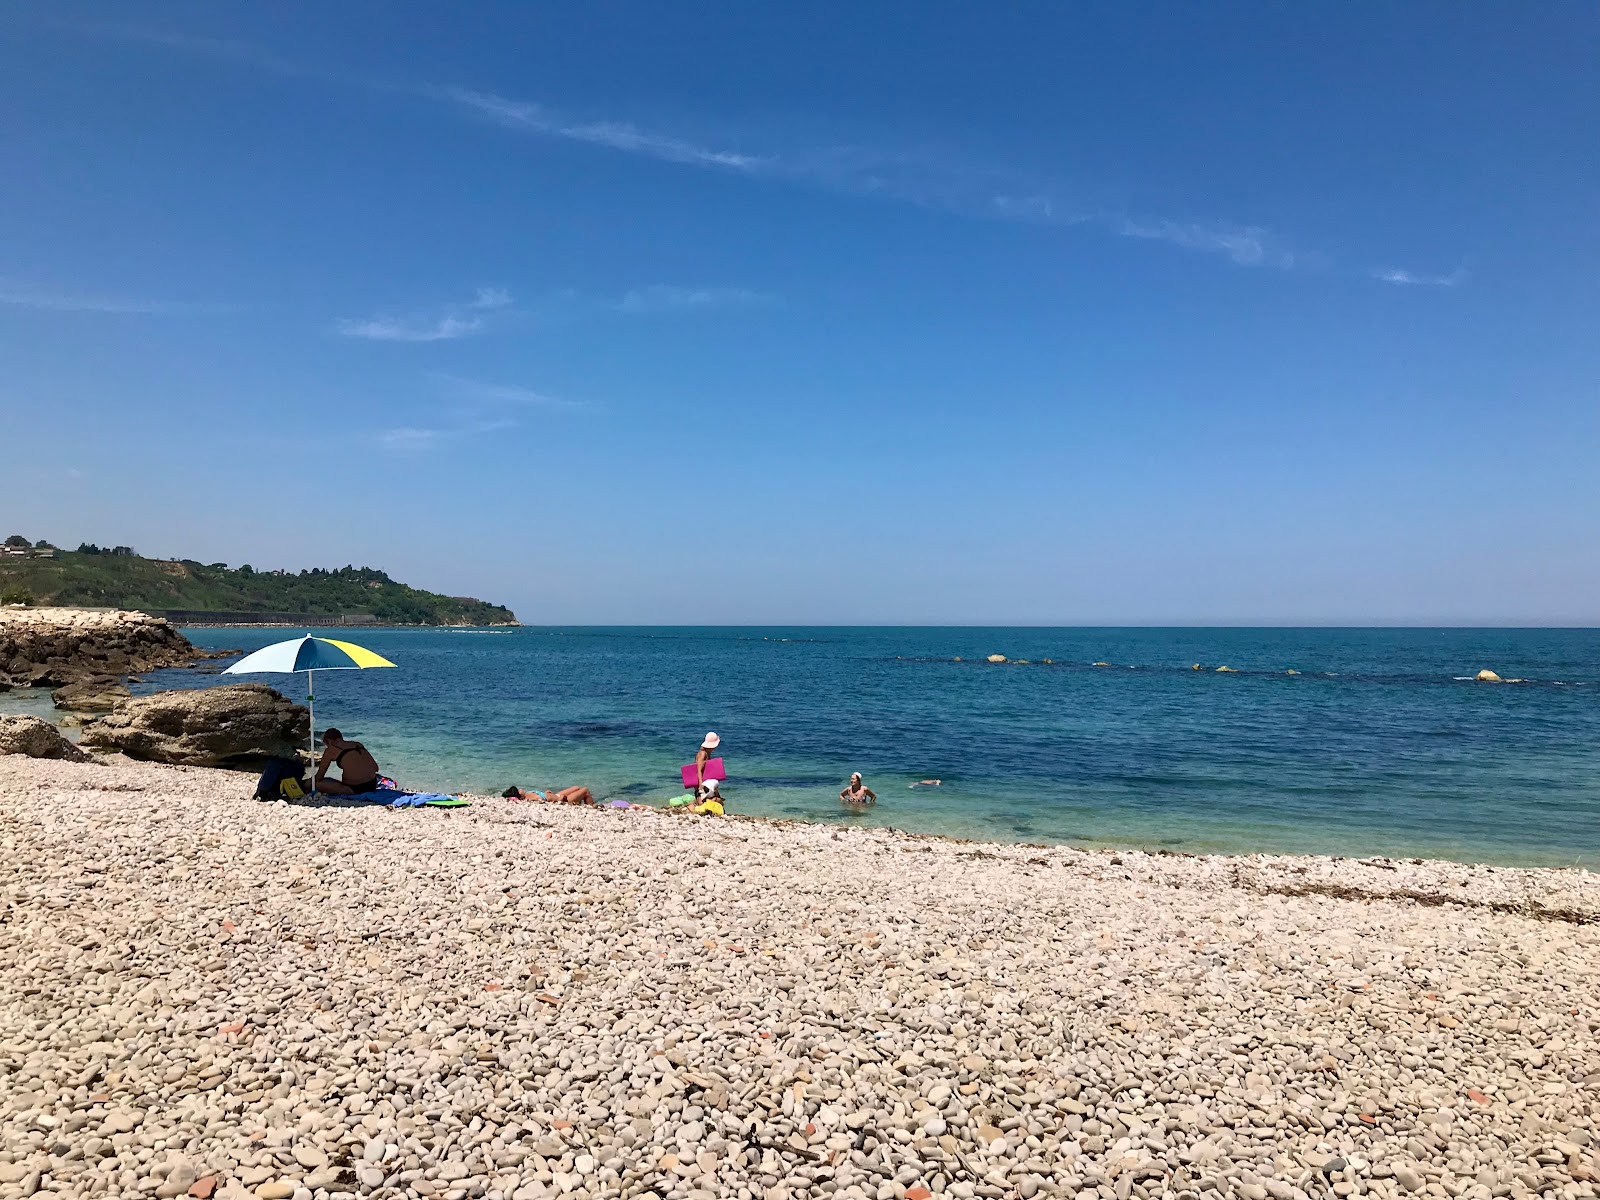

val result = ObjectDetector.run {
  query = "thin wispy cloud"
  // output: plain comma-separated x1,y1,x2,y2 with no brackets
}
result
1113,219,1301,269
376,417,519,456
377,426,442,453
72,23,1462,285
439,88,769,173
335,287,512,342
336,314,483,342
470,285,513,310
1372,266,1467,287
375,372,580,454
427,371,578,408
0,277,217,315
438,87,1334,275
616,285,773,313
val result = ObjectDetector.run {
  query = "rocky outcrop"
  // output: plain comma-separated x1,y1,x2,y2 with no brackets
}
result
0,608,203,688
1476,669,1503,682
52,676,132,712
0,715,91,762
81,684,309,771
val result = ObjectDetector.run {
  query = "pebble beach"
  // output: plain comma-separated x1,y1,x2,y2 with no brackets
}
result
3,756,1599,1200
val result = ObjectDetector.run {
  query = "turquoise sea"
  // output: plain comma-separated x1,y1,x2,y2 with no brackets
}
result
31,626,1600,866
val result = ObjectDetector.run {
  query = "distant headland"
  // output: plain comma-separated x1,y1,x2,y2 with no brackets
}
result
0,535,517,626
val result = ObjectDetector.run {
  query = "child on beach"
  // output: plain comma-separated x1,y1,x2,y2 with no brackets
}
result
690,778,725,816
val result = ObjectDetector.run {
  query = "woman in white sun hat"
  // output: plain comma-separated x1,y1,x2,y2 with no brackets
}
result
692,731,720,780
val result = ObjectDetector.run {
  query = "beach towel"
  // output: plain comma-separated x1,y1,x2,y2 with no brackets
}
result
357,789,470,809
680,757,726,788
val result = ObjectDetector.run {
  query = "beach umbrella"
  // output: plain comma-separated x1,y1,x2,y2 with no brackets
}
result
222,635,396,761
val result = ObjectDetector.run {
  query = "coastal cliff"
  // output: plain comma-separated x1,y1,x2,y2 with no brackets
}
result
1,542,517,625
0,607,204,689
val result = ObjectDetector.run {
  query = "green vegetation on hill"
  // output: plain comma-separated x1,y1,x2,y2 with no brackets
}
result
0,537,517,625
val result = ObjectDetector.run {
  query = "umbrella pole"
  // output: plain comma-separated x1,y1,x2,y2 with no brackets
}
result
306,668,315,772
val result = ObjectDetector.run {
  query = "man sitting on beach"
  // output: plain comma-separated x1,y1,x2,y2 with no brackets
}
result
314,728,381,796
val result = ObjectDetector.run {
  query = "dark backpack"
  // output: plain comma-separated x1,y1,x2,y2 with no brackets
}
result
254,757,308,801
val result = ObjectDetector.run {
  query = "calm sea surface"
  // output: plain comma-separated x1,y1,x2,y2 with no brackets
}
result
69,627,1600,866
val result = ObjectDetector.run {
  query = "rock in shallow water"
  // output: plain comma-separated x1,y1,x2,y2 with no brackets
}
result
51,676,131,712
81,683,308,770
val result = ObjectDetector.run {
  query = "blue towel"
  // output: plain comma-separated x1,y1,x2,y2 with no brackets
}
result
362,788,461,808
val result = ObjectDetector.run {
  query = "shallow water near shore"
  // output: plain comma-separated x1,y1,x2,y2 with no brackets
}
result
114,626,1600,866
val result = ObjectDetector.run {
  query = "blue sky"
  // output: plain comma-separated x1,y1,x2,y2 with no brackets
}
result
2,2,1596,624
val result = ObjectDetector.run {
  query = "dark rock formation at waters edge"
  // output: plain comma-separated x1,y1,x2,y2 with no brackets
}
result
0,608,307,771
0,606,214,689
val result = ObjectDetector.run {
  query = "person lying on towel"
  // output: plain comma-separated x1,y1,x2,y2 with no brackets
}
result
314,728,382,795
502,785,595,805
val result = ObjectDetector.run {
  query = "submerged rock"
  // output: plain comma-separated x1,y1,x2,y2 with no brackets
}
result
51,677,131,712
81,683,308,770
0,714,90,762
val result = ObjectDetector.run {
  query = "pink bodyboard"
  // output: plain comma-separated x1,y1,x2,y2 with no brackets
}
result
680,757,726,788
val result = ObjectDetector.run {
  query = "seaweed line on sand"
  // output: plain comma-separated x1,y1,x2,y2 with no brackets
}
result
1231,863,1598,926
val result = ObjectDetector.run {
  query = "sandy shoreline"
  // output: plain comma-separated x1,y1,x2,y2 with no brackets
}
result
2,756,1599,1200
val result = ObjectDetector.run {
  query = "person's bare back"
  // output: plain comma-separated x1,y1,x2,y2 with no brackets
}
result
314,728,381,795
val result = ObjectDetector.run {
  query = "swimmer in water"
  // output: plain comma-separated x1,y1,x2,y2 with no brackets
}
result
909,779,942,788
840,773,877,805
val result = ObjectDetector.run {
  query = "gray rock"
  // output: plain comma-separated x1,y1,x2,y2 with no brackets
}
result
82,683,308,770
52,677,131,712
0,714,90,762
0,607,201,687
